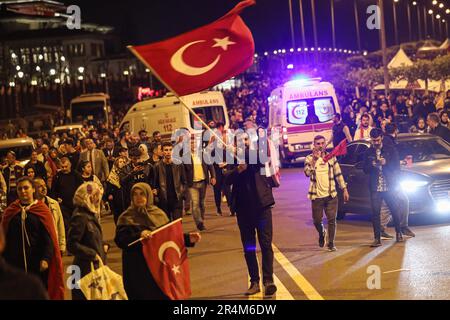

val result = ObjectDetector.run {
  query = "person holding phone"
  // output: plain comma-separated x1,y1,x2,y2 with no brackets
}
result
305,135,350,252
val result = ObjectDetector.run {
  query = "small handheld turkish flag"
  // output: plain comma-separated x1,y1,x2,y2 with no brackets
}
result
324,139,348,162
129,0,255,96
141,219,191,300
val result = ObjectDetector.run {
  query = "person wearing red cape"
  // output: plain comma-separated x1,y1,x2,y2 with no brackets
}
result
1,176,65,300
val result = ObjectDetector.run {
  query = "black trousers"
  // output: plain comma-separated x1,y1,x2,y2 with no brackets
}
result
370,191,402,239
213,166,232,213
236,207,274,284
161,198,183,221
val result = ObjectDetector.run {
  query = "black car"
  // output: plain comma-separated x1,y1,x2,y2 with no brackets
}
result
337,133,450,219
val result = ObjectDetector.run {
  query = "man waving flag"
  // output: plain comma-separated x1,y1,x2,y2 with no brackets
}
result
128,0,256,96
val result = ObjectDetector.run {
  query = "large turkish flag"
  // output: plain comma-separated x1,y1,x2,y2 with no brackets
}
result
141,219,191,300
129,0,255,96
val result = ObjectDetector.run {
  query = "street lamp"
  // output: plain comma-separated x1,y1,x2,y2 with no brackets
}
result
60,56,66,62
412,1,417,5
36,66,41,72
393,0,399,44
78,66,85,74
11,53,17,59
432,0,438,5
18,71,24,78
38,54,44,61
447,9,450,14
100,73,106,78
78,75,84,80
54,78,61,84
31,80,38,86
50,69,56,76
16,66,21,71
439,3,444,9
9,81,15,87
354,0,361,51
288,0,296,50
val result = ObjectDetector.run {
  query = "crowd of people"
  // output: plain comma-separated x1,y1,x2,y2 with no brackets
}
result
0,110,283,299
2,69,450,300
336,91,450,143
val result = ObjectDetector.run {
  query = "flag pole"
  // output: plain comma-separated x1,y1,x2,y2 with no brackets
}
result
127,218,184,247
127,46,232,151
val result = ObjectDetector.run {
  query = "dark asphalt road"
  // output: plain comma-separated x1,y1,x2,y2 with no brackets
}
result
63,168,450,300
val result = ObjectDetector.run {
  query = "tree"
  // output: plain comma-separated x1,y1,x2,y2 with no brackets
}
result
391,60,433,95
347,67,384,100
321,63,352,93
431,55,450,89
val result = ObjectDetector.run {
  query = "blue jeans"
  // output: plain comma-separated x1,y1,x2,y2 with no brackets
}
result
189,181,207,226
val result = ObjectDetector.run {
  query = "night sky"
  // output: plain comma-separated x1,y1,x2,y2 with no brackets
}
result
70,0,448,53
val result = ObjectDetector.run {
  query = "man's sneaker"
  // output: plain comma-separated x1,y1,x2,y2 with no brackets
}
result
381,231,394,240
263,282,277,297
197,223,206,231
370,239,382,247
216,210,222,216
327,244,337,252
245,282,261,296
319,230,327,248
401,227,415,238
396,232,404,243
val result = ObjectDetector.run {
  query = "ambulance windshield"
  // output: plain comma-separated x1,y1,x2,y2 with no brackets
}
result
190,105,226,128
286,97,336,125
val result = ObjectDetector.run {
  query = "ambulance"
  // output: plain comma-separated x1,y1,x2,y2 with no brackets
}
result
268,78,341,165
119,91,229,140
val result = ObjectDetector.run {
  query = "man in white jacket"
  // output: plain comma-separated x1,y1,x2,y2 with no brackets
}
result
33,178,66,254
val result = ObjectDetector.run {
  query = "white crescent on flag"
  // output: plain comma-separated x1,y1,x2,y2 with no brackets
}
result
170,40,220,76
158,241,182,266
170,37,236,76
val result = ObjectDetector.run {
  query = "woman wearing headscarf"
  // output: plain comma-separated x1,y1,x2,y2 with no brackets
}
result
67,182,109,300
139,144,150,164
115,183,201,300
105,156,127,224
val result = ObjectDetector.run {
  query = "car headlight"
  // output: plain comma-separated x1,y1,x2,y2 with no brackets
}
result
400,179,429,193
436,200,450,214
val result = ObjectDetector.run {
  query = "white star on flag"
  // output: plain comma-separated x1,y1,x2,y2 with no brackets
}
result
171,265,181,275
212,36,236,51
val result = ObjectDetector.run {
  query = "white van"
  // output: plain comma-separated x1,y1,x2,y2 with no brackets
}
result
0,137,36,167
120,91,229,140
53,124,84,135
69,93,113,128
268,78,341,165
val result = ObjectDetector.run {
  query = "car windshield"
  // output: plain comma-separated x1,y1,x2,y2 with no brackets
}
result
0,145,33,163
71,101,106,124
286,97,336,125
397,138,450,162
190,106,226,128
